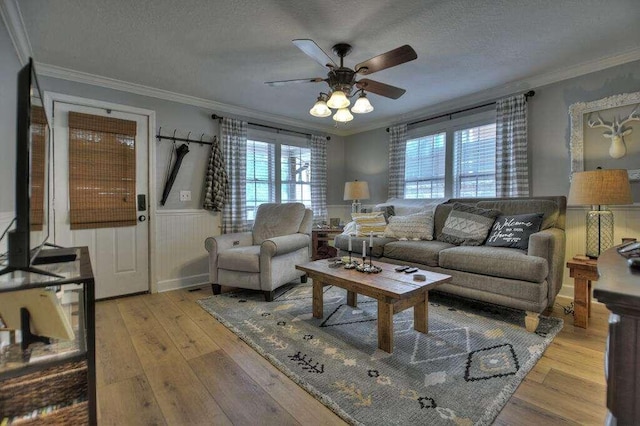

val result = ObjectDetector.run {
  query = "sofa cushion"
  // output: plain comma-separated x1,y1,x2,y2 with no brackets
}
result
334,234,394,257
253,203,306,245
218,245,261,272
384,211,434,240
477,199,559,230
353,214,387,237
438,246,548,282
486,213,544,250
383,240,456,267
437,203,501,246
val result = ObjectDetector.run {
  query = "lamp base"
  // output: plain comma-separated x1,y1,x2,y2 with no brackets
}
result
585,207,614,258
351,200,361,214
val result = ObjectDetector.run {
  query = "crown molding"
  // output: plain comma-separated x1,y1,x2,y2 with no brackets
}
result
37,62,347,137
344,46,640,136
0,0,31,64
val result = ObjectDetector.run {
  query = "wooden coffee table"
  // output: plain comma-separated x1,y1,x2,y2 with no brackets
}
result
296,259,451,353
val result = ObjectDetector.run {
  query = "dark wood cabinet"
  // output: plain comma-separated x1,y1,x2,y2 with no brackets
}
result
0,247,95,424
593,247,640,425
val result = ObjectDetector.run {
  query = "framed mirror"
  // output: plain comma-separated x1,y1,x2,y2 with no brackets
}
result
569,91,640,181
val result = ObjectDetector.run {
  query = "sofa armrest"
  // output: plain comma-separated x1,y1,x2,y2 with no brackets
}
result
528,227,566,306
260,233,311,258
205,232,253,254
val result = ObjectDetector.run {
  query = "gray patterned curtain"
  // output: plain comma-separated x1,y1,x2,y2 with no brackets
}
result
496,94,529,196
221,118,249,233
388,124,408,199
310,134,327,224
203,136,228,212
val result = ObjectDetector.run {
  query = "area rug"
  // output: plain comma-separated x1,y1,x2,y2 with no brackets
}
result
198,284,562,425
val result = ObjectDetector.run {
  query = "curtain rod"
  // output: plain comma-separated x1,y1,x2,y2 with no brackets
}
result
386,90,535,132
211,114,331,141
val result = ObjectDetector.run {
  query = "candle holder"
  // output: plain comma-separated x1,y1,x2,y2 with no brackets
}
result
342,251,359,269
355,246,382,273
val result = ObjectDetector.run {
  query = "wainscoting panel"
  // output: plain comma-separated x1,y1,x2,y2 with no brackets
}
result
155,209,221,292
560,205,640,299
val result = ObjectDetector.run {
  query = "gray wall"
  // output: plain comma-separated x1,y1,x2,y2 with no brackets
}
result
0,21,21,211
344,60,640,204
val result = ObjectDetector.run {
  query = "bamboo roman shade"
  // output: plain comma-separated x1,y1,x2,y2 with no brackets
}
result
30,106,47,230
68,112,137,230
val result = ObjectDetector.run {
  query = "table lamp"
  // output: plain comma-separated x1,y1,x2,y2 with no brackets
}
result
568,168,632,258
344,180,370,214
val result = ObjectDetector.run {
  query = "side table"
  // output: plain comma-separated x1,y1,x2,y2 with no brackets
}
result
566,257,598,328
312,228,343,260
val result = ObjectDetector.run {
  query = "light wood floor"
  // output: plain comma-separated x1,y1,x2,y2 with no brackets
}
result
96,286,608,425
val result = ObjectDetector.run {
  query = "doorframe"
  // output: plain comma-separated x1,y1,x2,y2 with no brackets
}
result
43,92,158,293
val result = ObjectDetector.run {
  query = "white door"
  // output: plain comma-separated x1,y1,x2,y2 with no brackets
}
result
52,101,149,299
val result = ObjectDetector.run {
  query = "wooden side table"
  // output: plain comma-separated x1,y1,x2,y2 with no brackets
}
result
312,228,343,260
566,257,599,328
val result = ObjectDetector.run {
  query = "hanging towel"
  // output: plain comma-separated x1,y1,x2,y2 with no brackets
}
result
203,135,229,211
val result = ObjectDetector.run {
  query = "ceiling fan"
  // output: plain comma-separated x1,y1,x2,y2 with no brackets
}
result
265,39,418,122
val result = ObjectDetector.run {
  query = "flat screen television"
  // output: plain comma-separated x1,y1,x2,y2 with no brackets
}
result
0,58,54,277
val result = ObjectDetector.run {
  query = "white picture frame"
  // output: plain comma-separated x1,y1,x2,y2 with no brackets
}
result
569,91,640,181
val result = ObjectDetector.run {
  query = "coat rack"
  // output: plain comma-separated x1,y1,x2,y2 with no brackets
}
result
156,127,214,146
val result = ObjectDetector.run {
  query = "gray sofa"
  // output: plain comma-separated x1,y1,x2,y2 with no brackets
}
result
334,197,566,328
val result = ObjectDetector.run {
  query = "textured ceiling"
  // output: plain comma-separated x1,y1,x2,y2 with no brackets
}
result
16,0,640,134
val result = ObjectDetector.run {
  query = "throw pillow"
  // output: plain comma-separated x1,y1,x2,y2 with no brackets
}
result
384,212,434,240
354,215,387,237
437,203,501,246
486,213,544,250
374,204,395,220
351,211,385,221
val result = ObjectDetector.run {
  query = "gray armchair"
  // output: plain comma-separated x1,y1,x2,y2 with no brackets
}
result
205,203,313,301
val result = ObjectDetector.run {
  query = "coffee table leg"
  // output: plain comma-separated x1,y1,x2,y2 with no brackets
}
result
347,291,357,307
414,292,428,334
313,280,324,318
377,301,393,353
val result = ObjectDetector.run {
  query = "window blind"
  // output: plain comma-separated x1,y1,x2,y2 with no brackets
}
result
281,144,311,207
403,132,446,198
453,123,496,197
246,140,275,220
30,106,47,230
68,112,137,230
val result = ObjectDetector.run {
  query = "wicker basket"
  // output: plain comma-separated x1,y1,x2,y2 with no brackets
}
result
11,400,88,425
0,360,88,418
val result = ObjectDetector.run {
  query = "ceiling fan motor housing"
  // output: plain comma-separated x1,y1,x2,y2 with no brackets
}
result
328,68,356,95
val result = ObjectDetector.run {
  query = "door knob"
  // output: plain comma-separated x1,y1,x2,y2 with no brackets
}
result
138,215,146,222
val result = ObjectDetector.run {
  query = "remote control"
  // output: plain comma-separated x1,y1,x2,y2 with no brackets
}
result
395,265,409,272
619,242,640,253
404,267,418,273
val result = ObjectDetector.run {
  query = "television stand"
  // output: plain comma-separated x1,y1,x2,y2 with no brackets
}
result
0,265,62,278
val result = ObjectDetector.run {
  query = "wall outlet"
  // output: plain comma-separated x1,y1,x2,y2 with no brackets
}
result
179,190,191,201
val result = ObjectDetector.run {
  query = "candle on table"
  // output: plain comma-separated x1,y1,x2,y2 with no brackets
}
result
369,232,373,248
348,235,352,251
362,241,366,256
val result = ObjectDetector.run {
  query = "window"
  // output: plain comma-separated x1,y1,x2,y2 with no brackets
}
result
246,137,311,221
453,123,496,197
404,132,446,198
403,113,496,198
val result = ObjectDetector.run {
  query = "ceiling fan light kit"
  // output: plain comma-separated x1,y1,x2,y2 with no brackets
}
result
267,39,417,124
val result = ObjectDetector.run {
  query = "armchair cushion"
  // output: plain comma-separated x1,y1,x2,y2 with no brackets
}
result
253,203,307,245
218,246,261,272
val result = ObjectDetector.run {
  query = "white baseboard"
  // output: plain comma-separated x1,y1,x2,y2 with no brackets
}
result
157,273,210,293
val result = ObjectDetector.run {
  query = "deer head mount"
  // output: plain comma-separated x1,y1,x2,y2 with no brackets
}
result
587,104,640,158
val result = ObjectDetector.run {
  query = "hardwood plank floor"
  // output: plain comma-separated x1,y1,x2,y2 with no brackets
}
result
96,286,608,425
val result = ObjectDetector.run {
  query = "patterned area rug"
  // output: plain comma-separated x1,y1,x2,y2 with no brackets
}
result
198,283,562,425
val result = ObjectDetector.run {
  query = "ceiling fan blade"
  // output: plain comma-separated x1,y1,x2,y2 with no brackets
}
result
265,77,325,86
355,45,417,75
292,39,337,68
356,79,406,99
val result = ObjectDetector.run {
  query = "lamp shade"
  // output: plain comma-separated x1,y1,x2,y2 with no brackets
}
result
309,98,331,117
351,93,374,114
568,169,632,206
344,181,370,201
327,90,350,109
333,107,353,122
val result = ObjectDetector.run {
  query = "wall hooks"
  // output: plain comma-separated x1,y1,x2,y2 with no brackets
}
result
156,128,214,146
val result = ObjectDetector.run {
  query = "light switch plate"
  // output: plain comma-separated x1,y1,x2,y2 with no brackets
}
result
180,190,191,201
